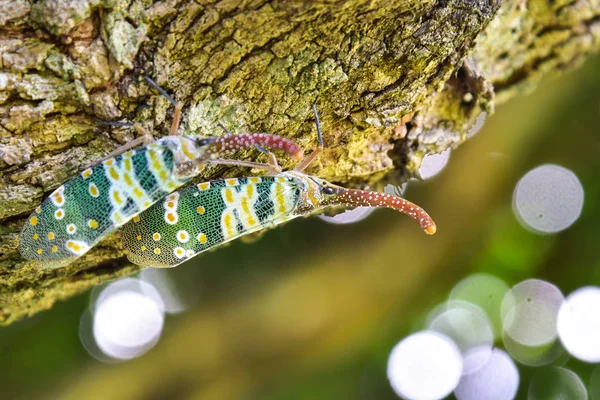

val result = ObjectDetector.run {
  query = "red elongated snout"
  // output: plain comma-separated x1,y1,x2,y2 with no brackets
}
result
209,134,304,160
325,187,436,234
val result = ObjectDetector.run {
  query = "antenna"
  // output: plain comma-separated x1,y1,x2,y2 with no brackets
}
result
312,103,324,148
87,117,134,128
217,122,233,135
144,75,178,107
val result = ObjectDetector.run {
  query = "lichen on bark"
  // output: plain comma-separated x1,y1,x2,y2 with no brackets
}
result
0,0,598,325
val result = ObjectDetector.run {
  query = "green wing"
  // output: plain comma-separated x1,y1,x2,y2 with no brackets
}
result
121,176,303,268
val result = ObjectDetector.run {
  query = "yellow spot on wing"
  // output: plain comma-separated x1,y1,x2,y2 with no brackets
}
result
133,215,141,223
112,189,124,205
197,182,210,191
133,188,144,198
154,248,161,255
166,212,177,224
275,183,287,213
81,168,93,179
33,233,39,240
247,185,254,197
249,177,261,183
198,233,207,244
89,183,99,197
109,167,119,180
136,235,142,241
226,179,238,186
224,188,234,204
47,232,54,240
123,173,133,186
241,197,251,215
30,216,38,226
196,206,205,215
88,219,99,229
153,233,161,241
51,246,58,252
37,248,43,254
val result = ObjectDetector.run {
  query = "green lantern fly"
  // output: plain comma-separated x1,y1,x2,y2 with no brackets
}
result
121,105,437,268
19,77,304,266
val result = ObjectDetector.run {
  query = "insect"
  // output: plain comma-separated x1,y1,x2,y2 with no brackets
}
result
19,77,303,266
121,105,436,268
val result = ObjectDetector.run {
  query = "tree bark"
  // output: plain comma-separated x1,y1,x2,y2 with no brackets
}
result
0,0,598,325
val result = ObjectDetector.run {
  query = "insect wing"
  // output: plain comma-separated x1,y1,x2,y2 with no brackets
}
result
122,176,303,268
19,144,184,264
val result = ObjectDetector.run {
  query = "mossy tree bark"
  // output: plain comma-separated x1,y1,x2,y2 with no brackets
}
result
0,0,598,325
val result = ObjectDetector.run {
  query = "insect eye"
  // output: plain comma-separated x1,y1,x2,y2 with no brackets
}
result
196,138,214,146
322,186,337,195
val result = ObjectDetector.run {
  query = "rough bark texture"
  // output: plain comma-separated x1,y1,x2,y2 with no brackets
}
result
0,0,598,326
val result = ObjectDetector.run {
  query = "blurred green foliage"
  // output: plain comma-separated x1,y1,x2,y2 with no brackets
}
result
0,53,599,400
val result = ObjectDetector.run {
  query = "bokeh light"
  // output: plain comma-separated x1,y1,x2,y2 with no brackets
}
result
502,331,566,367
80,278,165,361
589,365,600,400
557,286,600,362
512,164,584,234
501,279,564,347
450,274,510,338
467,112,487,138
528,367,587,400
454,348,519,400
383,183,406,196
387,331,462,400
427,301,494,375
419,148,451,180
318,206,375,224
140,268,193,314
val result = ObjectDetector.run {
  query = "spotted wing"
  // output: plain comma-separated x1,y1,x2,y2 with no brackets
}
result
121,176,303,268
19,144,185,265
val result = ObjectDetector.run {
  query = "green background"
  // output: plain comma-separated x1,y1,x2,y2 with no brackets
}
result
1,53,599,400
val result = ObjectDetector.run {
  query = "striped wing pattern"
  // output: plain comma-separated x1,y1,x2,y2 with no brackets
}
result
19,141,188,264
121,176,303,268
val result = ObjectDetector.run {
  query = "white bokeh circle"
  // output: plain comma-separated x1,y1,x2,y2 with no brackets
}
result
388,331,463,400
454,348,519,400
501,279,564,347
557,286,600,362
513,164,584,234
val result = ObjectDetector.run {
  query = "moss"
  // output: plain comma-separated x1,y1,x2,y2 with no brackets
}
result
103,12,148,70
31,0,102,36
0,0,598,325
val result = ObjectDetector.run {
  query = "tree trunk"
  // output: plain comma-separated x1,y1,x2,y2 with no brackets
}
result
0,0,598,325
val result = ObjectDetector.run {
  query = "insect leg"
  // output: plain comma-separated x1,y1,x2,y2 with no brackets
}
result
143,75,182,137
205,158,281,174
84,124,154,168
294,104,324,172
254,144,281,172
